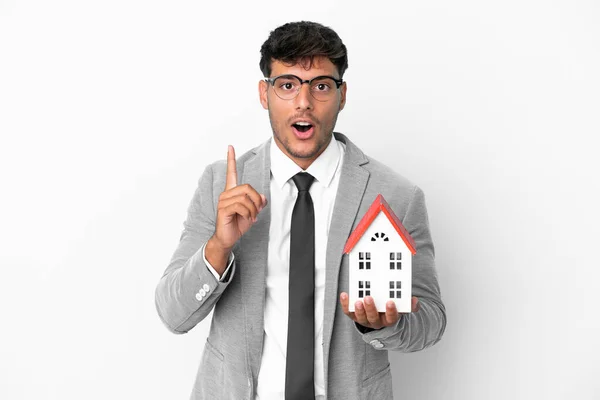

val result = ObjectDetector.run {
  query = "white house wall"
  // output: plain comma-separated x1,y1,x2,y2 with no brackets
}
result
348,213,413,313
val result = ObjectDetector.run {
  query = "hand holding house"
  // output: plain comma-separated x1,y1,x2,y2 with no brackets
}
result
344,194,417,313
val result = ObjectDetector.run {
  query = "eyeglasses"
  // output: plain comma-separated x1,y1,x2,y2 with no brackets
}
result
264,74,344,102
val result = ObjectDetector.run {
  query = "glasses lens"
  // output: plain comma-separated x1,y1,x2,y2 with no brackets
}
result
309,77,337,101
273,76,301,100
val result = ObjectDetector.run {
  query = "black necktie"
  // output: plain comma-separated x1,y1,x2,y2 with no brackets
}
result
285,172,316,400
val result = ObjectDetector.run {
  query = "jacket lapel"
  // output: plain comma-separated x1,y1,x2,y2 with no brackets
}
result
238,139,272,383
322,132,370,382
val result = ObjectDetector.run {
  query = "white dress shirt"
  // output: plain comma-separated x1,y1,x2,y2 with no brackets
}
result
205,136,345,399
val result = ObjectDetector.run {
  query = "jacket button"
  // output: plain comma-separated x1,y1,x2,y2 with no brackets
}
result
370,339,384,349
195,293,203,301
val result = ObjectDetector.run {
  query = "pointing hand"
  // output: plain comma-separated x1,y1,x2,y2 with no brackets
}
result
206,146,267,272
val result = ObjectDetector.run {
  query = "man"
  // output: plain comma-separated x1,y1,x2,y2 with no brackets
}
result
155,21,446,400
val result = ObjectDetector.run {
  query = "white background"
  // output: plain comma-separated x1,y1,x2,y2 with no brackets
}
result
1,1,599,399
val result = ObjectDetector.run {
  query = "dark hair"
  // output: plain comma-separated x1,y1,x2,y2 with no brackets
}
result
259,21,348,79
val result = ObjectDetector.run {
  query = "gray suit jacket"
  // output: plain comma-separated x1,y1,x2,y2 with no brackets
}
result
155,132,446,400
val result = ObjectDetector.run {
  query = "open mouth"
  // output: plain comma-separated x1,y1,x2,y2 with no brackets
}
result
292,122,313,132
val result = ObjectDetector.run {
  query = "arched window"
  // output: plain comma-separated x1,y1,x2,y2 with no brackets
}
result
371,232,389,242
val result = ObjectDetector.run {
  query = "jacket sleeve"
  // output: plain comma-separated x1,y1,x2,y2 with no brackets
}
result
155,163,236,334
355,186,447,352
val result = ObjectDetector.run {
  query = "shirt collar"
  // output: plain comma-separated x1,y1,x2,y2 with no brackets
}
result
270,135,342,190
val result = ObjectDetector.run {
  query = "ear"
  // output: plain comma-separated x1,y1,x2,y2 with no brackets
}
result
259,80,269,110
339,81,347,111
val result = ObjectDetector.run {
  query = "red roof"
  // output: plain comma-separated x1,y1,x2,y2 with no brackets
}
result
343,194,417,255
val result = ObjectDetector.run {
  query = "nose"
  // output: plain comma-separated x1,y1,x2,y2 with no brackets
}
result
294,82,313,110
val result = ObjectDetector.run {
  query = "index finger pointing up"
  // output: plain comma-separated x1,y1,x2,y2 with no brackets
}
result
226,145,238,190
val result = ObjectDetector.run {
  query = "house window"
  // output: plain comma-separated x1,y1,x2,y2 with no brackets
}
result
389,281,401,298
358,281,371,298
371,232,390,242
359,252,371,269
359,252,370,269
389,252,402,270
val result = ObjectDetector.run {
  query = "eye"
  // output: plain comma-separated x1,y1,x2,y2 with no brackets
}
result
312,80,332,92
276,77,298,91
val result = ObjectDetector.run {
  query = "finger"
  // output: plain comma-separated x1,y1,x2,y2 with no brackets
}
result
363,296,380,326
221,184,264,212
383,301,399,326
354,301,369,326
221,202,253,223
260,193,268,208
225,145,238,190
219,194,259,221
411,297,420,312
340,292,356,321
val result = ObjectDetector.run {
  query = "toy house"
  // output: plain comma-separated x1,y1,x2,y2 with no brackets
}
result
344,194,417,313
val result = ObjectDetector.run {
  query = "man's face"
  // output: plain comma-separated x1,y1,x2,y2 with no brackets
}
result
259,56,347,169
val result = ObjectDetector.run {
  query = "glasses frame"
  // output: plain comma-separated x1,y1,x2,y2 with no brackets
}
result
264,74,344,101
